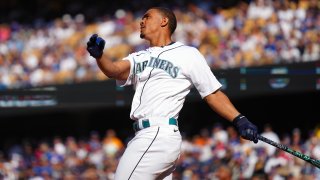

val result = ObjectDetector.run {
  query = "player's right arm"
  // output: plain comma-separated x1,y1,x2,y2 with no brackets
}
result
86,34,130,81
96,55,130,81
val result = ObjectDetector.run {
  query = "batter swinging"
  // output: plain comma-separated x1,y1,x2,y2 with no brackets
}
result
87,7,259,180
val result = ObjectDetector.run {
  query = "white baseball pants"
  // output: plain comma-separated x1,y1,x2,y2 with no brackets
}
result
114,124,182,180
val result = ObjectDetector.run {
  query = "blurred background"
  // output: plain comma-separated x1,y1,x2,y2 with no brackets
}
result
0,0,320,179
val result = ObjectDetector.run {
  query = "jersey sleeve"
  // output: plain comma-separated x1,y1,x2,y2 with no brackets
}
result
116,54,135,87
187,48,222,98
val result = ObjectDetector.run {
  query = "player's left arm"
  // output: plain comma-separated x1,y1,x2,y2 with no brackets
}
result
204,90,240,122
188,48,258,142
204,89,259,143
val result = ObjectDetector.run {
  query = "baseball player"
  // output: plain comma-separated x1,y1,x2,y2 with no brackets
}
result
87,7,259,180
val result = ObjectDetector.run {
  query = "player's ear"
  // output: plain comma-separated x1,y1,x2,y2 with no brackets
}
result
160,17,169,27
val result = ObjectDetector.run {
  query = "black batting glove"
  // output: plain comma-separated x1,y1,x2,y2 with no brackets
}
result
233,114,258,143
87,34,105,59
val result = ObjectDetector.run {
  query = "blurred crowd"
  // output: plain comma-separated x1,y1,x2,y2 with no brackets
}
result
0,124,320,179
0,0,319,90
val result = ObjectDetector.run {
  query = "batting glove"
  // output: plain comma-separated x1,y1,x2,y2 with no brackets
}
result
233,114,258,143
87,34,105,59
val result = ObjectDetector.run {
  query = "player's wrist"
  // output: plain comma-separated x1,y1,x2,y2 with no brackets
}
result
232,114,245,125
95,54,103,60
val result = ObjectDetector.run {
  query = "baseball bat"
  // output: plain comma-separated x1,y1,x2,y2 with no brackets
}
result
257,135,320,169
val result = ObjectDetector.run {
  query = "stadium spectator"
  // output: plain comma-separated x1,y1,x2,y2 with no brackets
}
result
102,129,124,158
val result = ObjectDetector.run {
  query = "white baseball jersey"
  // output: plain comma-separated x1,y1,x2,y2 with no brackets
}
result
117,41,222,121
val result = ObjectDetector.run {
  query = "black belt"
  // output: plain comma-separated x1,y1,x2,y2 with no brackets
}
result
133,118,178,132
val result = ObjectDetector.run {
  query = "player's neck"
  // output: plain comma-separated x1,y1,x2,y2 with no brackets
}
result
149,35,172,48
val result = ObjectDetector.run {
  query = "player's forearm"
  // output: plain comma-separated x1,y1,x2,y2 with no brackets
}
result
204,90,240,122
96,55,129,80
96,55,118,78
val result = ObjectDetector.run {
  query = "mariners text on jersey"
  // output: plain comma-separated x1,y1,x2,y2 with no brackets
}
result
134,57,180,78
